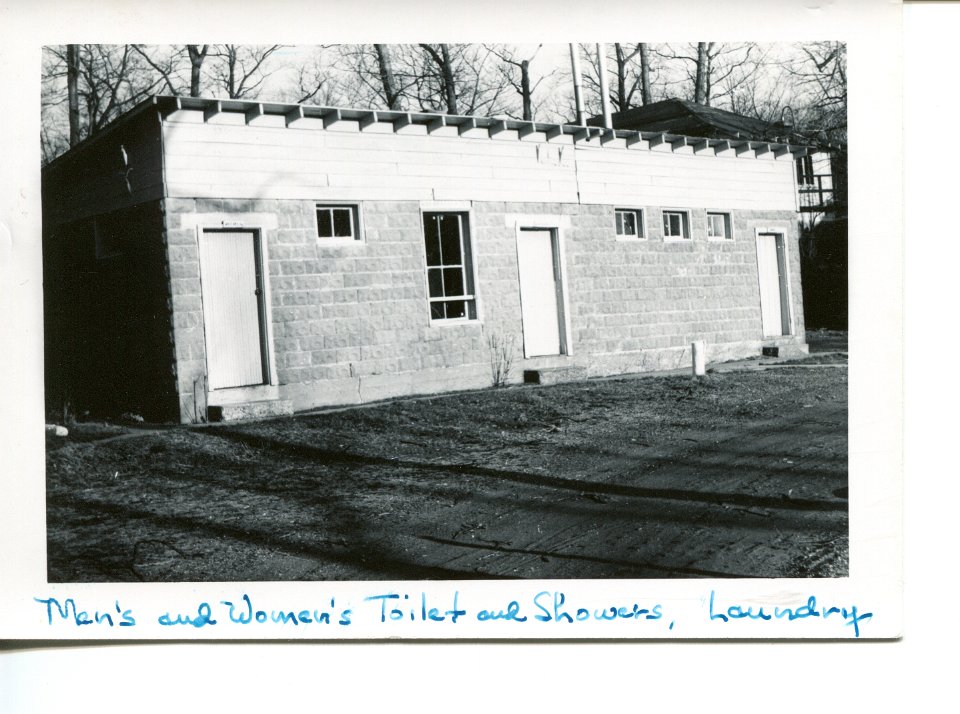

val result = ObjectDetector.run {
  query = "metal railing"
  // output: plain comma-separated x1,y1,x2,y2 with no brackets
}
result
798,174,839,213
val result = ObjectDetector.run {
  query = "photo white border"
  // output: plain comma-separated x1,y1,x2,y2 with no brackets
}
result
0,0,902,654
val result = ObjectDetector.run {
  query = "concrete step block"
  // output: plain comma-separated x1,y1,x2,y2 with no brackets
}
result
208,399,294,423
524,366,589,386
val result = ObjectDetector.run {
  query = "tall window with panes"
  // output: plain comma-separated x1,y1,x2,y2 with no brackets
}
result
422,212,477,321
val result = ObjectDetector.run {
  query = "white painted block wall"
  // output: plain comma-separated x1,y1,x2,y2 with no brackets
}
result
160,110,797,211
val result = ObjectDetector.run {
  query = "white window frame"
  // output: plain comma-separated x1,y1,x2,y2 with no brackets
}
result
315,203,363,243
422,211,479,324
615,207,646,240
796,155,815,187
662,209,691,241
707,211,733,241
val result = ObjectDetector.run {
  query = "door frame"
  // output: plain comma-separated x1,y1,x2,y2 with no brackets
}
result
754,227,795,338
510,215,573,358
196,225,278,391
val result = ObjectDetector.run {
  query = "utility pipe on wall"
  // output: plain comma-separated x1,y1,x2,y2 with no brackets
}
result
597,43,612,129
692,341,707,377
570,44,585,126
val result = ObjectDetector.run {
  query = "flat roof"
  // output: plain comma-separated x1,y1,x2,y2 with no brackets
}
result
44,94,814,173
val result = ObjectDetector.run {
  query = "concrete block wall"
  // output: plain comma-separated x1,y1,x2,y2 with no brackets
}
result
563,206,804,375
470,202,803,379
163,198,212,422
164,198,804,423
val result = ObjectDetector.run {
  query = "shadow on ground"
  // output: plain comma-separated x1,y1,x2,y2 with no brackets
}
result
46,364,848,582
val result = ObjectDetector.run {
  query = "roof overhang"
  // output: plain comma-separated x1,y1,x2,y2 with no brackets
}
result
44,94,816,174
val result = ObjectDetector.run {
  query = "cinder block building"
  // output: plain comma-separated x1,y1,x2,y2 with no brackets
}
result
590,97,848,328
42,95,808,424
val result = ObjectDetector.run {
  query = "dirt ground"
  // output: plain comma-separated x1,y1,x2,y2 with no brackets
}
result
46,351,848,582
805,328,849,354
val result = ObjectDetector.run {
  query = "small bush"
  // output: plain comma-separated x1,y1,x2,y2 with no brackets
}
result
487,331,517,387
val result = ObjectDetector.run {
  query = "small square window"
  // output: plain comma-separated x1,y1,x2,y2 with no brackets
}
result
662,210,690,240
615,208,644,238
707,212,732,240
316,204,360,240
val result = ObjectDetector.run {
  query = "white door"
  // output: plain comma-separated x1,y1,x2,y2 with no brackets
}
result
516,228,565,357
199,230,267,390
757,232,791,337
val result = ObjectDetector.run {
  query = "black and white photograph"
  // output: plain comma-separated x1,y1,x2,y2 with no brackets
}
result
38,39,850,584
2,0,931,707
1,0,907,654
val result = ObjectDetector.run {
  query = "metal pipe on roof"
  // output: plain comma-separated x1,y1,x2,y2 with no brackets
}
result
570,44,585,126
597,43,613,130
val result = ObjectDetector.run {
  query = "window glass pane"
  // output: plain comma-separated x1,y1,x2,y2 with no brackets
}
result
615,211,624,234
424,215,441,266
622,211,636,235
443,267,464,297
664,212,680,236
333,208,353,237
430,302,445,320
460,224,475,286
317,209,333,237
427,268,444,297
709,214,729,238
439,214,462,266
445,300,466,320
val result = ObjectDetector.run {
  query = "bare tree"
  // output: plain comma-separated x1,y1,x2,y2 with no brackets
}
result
187,45,209,97
209,44,283,99
783,41,847,143
374,44,401,110
332,44,418,110
693,42,710,104
282,46,351,105
657,42,766,109
61,45,168,133
487,44,557,121
131,45,185,95
42,44,174,161
419,43,459,114
638,43,653,105
128,44,211,97
66,44,80,146
389,44,510,116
